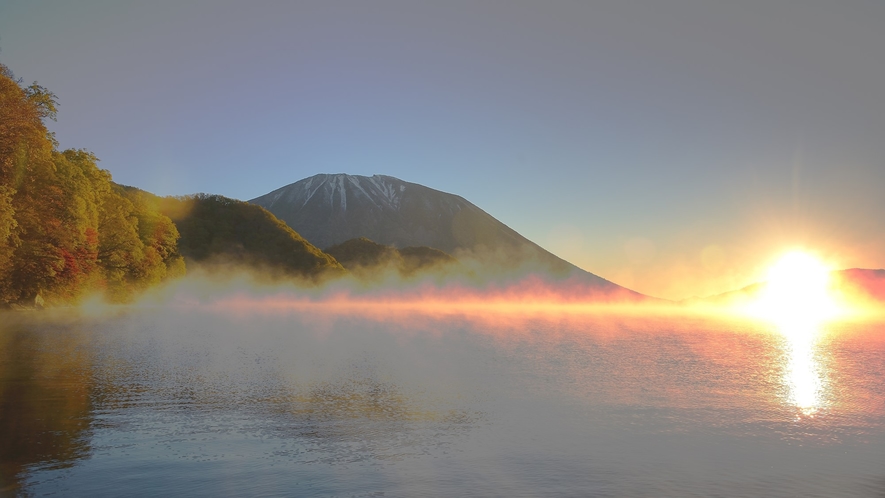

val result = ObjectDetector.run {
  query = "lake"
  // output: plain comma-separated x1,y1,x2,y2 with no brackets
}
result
2,302,884,497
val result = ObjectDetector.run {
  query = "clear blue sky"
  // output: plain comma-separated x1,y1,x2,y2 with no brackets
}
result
1,1,883,299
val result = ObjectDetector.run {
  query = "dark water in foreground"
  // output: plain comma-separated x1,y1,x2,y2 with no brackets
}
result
2,306,884,497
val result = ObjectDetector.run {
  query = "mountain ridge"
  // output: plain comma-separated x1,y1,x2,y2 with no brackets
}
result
156,193,345,281
250,173,643,298
686,268,885,305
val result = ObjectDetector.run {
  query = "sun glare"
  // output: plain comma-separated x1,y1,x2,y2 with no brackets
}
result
748,251,839,329
739,251,838,414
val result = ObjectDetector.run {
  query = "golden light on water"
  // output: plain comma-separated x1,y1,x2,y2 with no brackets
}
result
72,254,871,419
744,251,837,415
781,320,825,415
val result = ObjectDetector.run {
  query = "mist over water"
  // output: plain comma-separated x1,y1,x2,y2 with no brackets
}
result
3,285,885,496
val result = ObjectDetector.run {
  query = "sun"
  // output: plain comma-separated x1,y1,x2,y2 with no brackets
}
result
748,251,839,327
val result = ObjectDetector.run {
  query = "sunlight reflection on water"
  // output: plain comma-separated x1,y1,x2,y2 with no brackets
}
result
3,307,885,497
781,322,825,416
769,308,837,418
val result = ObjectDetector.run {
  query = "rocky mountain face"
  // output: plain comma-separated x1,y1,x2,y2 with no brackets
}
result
251,174,508,252
250,174,638,295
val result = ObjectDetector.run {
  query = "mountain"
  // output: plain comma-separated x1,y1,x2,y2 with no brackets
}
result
157,194,344,280
399,245,459,275
325,237,403,271
250,173,641,297
691,268,885,305
324,237,459,277
250,174,516,253
832,268,885,302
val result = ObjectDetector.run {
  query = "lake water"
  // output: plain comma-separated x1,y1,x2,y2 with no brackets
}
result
2,303,884,497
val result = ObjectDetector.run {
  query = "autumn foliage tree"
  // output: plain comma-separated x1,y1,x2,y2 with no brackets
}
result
0,64,56,301
0,63,184,304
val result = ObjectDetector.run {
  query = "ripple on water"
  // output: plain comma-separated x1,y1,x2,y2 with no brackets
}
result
5,309,885,497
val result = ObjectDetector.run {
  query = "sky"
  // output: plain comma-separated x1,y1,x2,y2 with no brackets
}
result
1,1,883,300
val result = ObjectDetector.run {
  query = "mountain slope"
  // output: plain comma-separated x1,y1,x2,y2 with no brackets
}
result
250,173,639,296
324,237,403,271
158,194,344,280
833,268,885,303
690,268,885,305
324,237,460,277
250,174,520,253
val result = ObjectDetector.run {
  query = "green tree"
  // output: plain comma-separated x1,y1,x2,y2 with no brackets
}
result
0,63,185,304
112,186,184,298
160,194,342,280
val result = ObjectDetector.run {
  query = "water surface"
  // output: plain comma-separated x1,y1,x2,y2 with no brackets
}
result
2,306,884,497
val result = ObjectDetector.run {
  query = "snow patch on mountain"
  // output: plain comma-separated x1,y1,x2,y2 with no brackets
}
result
346,176,382,209
248,173,640,296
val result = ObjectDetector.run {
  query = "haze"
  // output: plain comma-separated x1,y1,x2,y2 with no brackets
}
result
1,1,883,299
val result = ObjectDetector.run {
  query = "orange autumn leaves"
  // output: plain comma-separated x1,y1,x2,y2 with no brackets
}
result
0,64,183,305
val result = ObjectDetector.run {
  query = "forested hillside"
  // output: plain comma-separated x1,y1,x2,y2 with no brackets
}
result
0,64,184,305
157,194,345,280
324,237,458,278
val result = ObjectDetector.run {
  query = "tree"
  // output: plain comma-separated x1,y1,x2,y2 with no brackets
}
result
0,63,185,304
0,65,59,301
